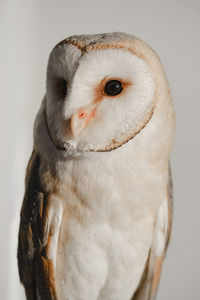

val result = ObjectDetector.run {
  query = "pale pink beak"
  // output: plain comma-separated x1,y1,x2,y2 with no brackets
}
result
70,104,97,137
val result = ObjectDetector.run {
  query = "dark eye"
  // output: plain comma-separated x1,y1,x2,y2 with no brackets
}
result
104,80,123,96
60,78,67,98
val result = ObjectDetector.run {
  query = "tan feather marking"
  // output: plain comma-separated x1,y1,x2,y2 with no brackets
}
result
35,200,58,299
35,253,57,299
60,40,154,74
166,199,172,248
55,39,86,51
56,38,147,61
39,198,44,219
87,41,146,61
45,227,53,257
165,168,173,252
45,258,56,296
151,255,164,296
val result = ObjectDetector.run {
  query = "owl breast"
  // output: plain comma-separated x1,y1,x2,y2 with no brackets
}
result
54,151,158,300
56,213,153,300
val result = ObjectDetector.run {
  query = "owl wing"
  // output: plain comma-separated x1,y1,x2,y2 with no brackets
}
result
18,151,63,300
132,167,173,300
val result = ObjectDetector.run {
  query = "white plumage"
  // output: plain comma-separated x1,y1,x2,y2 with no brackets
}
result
18,32,175,300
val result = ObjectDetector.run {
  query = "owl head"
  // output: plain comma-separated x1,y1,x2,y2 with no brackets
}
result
34,32,174,159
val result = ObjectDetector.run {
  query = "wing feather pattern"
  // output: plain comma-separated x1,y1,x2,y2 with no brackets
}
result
17,151,60,300
132,166,173,300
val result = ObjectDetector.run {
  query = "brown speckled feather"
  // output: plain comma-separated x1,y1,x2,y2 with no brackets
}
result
17,151,57,300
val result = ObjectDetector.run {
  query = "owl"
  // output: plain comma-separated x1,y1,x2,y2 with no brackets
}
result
18,32,175,300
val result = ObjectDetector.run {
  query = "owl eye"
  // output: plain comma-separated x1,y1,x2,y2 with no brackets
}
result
60,78,67,98
104,80,123,96
51,77,67,99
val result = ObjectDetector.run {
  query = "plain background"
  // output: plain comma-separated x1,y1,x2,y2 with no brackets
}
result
1,0,200,299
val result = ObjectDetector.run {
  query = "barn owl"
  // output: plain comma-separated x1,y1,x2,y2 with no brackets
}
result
18,32,175,300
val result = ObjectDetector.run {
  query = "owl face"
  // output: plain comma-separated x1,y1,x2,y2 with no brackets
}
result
44,34,157,154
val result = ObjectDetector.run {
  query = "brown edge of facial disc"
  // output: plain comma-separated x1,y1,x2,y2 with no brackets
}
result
51,38,157,153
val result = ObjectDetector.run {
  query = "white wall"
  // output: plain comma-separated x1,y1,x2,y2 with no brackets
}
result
1,0,200,299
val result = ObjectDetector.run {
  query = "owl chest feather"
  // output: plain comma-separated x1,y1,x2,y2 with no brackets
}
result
53,149,164,300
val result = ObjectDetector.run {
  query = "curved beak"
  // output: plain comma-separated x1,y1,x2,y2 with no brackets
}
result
70,104,97,137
